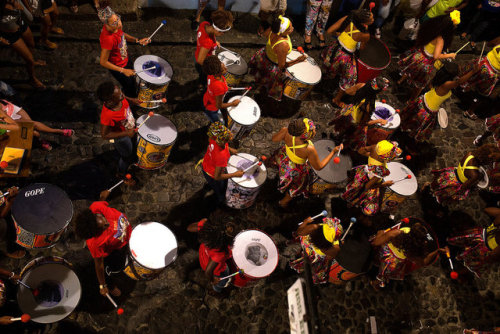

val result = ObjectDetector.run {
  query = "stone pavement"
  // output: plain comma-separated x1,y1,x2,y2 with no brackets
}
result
0,5,499,334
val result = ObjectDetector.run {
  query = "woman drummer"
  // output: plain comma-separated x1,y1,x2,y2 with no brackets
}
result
270,118,342,208
202,55,240,124
321,9,374,107
248,15,307,101
429,143,498,204
370,217,448,289
397,12,459,101
289,216,343,284
342,140,402,216
400,62,479,143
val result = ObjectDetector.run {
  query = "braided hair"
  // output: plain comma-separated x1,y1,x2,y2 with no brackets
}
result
198,215,236,253
202,55,223,76
338,9,372,33
288,118,306,136
391,219,431,259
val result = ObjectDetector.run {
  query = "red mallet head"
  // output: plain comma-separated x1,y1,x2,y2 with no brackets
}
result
117,308,124,315
406,155,411,160
450,271,459,280
257,162,262,166
395,109,400,113
333,156,340,164
0,161,8,169
21,314,31,323
369,2,375,11
260,155,267,161
407,175,412,179
162,98,167,103
148,111,154,117
402,218,410,223
297,46,305,54
32,289,39,297
381,99,387,103
134,128,139,133
125,174,132,180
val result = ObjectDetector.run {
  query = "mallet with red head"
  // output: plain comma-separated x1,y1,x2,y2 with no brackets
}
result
108,174,133,192
105,293,124,315
135,112,155,132
10,314,31,323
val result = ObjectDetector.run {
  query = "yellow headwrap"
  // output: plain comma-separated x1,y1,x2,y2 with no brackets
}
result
278,15,291,34
375,140,394,155
449,10,460,25
321,217,343,244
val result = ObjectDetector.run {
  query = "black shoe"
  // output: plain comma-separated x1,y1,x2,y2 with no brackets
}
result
191,19,199,31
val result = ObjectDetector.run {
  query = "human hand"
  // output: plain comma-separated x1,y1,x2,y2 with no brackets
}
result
216,41,221,48
138,38,150,46
297,55,307,62
384,180,394,187
449,53,457,60
303,217,314,225
127,129,137,137
211,277,220,285
99,285,109,296
99,190,110,201
0,37,9,46
122,69,135,77
334,144,344,153
234,170,245,178
0,316,13,325
6,187,18,199
380,119,388,125
130,98,142,106
231,99,241,107
9,273,21,282
445,7,455,13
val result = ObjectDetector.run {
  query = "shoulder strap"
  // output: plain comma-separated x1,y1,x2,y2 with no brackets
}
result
272,37,289,49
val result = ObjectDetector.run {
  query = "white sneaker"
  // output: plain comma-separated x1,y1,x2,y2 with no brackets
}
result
473,135,483,146
375,28,381,39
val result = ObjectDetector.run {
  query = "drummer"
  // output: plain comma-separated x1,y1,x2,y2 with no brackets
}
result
270,118,342,208
98,5,150,98
187,216,235,296
370,218,448,289
202,55,240,124
97,81,141,177
342,140,402,216
194,9,234,89
0,186,26,259
0,266,21,326
289,216,343,284
321,9,374,108
248,15,307,101
201,122,244,206
75,188,131,298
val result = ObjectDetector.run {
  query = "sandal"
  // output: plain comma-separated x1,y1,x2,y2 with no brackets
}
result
41,140,52,151
304,35,312,51
50,27,64,35
316,33,326,47
62,129,74,137
463,111,478,120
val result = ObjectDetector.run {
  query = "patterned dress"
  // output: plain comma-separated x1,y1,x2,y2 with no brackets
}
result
289,217,343,284
321,40,357,90
375,243,418,285
330,102,369,150
401,95,437,142
460,57,499,97
271,145,311,198
248,47,284,101
398,48,435,88
485,113,500,147
430,167,471,204
342,164,390,215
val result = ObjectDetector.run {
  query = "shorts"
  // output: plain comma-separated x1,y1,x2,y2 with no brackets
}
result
0,20,28,45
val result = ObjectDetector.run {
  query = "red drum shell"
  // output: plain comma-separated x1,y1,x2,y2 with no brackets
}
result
357,38,391,83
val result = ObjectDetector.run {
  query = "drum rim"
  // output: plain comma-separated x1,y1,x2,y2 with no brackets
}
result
478,166,489,189
286,50,322,85
227,154,267,187
134,55,173,85
232,229,279,279
136,114,178,145
227,96,261,125
385,162,418,196
438,108,448,128
128,222,178,270
312,139,353,183
217,51,248,76
373,102,400,129
358,38,391,70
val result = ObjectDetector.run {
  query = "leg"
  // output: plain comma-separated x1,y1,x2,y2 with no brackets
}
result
203,109,224,124
113,136,135,175
49,3,63,34
20,28,45,66
315,0,333,40
305,0,321,42
217,0,225,10
9,38,44,88
332,89,345,106
279,192,293,208
195,0,209,23
202,170,227,205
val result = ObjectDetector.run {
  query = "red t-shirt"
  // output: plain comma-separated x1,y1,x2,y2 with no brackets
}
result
203,75,228,111
100,27,128,68
202,138,230,178
100,98,135,132
86,201,132,259
197,219,231,276
195,21,217,61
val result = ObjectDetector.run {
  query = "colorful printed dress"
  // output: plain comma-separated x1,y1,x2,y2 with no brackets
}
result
485,113,500,148
398,42,437,88
447,223,498,277
375,240,418,286
460,45,500,97
289,217,343,284
342,163,390,215
329,100,369,150
430,155,476,204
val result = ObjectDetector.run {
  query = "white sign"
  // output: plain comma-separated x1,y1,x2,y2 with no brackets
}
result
287,278,309,334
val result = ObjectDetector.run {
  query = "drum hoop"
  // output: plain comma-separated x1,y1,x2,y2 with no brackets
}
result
134,55,174,85
232,229,279,279
137,115,178,146
227,96,260,125
357,40,391,71
477,166,489,189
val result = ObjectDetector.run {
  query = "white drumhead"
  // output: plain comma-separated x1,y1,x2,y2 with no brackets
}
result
136,114,177,145
218,51,248,76
384,162,418,196
232,230,278,278
438,108,448,128
372,102,401,129
313,140,352,183
134,55,173,85
226,153,267,188
477,166,489,189
227,96,260,126
129,222,178,269
286,50,322,85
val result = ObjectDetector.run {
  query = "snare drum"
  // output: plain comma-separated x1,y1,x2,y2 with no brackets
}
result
381,162,418,212
12,184,73,249
17,256,81,324
310,140,352,194
227,96,261,140
478,166,489,189
134,55,173,109
231,230,279,288
367,102,401,145
218,51,248,86
357,38,391,83
225,153,267,209
284,50,322,100
329,234,372,284
136,114,177,170
124,222,178,280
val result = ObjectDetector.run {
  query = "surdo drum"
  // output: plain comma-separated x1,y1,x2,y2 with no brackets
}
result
134,55,173,109
225,153,267,209
329,233,372,284
124,222,178,280
136,114,177,169
12,183,73,249
283,51,322,100
310,140,352,194
381,162,418,212
17,256,81,324
367,102,401,145
231,230,279,287
227,95,261,140
218,51,248,86
357,38,391,83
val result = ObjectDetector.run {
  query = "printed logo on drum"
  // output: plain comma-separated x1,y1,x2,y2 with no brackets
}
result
147,152,165,163
24,188,45,197
147,134,161,142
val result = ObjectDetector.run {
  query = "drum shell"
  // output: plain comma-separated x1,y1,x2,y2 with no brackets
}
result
328,261,363,284
381,187,408,212
283,77,315,100
225,178,264,209
14,221,66,248
357,39,391,83
136,136,175,169
135,55,173,109
283,52,321,100
229,260,259,288
123,255,164,280
137,80,169,109
223,71,244,87
227,114,256,140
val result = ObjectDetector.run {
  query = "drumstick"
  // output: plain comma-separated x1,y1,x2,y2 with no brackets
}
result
340,217,356,242
218,269,244,281
146,19,167,43
298,210,328,225
135,112,155,132
135,65,157,74
10,314,31,323
108,174,132,192
478,42,486,63
369,2,375,12
297,46,305,54
392,174,411,183
229,87,251,91
141,98,167,104
241,87,252,98
0,186,18,198
333,144,343,164
394,155,411,161
455,41,470,55
236,154,255,163
219,46,239,56
446,251,459,279
16,280,39,296
243,155,267,173
105,293,125,315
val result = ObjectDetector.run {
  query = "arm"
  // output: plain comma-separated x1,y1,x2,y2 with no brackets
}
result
326,16,348,36
433,37,456,60
275,43,305,70
213,165,244,181
99,48,135,76
100,124,135,140
307,144,342,170
0,187,18,218
296,217,317,236
215,95,239,109
187,219,205,232
418,247,447,266
365,176,393,190
322,244,341,259
0,109,20,131
439,65,481,92
205,259,219,283
484,243,500,263
344,82,365,96
93,257,109,295
196,47,210,65
123,32,149,46
371,229,400,247
228,146,238,155
460,170,481,190
357,145,374,157
272,127,288,142
0,316,13,325
124,95,142,106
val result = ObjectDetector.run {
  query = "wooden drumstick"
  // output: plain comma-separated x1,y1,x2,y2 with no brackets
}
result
229,87,250,90
455,41,470,55
241,87,252,98
394,155,412,161
11,314,31,323
392,175,411,183
446,251,459,279
146,20,167,43
141,98,167,104
478,42,486,63
105,293,124,315
17,280,39,296
135,65,157,74
108,174,132,192
0,186,18,198
298,210,328,225
135,112,155,132
242,155,267,173
341,217,356,242
218,269,244,281
333,144,343,164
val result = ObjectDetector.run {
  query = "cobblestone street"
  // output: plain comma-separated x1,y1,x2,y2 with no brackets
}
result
0,5,499,334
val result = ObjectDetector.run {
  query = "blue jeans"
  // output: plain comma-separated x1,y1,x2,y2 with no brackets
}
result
203,108,225,124
213,266,230,292
109,59,137,98
113,136,135,175
202,169,227,205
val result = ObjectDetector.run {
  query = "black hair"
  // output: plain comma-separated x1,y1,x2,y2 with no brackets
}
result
288,118,306,136
338,9,372,33
309,226,333,250
349,77,386,111
392,219,432,259
432,62,459,87
415,16,455,50
472,143,500,165
96,81,116,102
74,209,100,240
198,217,233,253
202,55,223,76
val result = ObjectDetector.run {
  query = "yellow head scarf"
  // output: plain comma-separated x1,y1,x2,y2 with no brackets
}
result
449,10,460,25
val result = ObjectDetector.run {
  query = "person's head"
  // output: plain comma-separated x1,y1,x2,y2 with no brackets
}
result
99,5,122,33
288,118,316,141
340,9,373,33
415,15,455,49
472,143,500,165
210,9,234,37
432,62,459,87
97,81,123,107
309,217,343,250
375,140,402,161
202,55,226,76
352,77,389,107
74,209,108,240
392,220,430,259
198,218,234,252
271,15,294,36
207,121,233,146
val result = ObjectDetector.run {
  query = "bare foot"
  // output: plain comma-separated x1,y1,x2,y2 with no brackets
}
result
30,78,46,90
34,59,46,66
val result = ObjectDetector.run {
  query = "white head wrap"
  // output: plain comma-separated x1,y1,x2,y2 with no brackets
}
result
212,23,231,32
278,15,291,34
